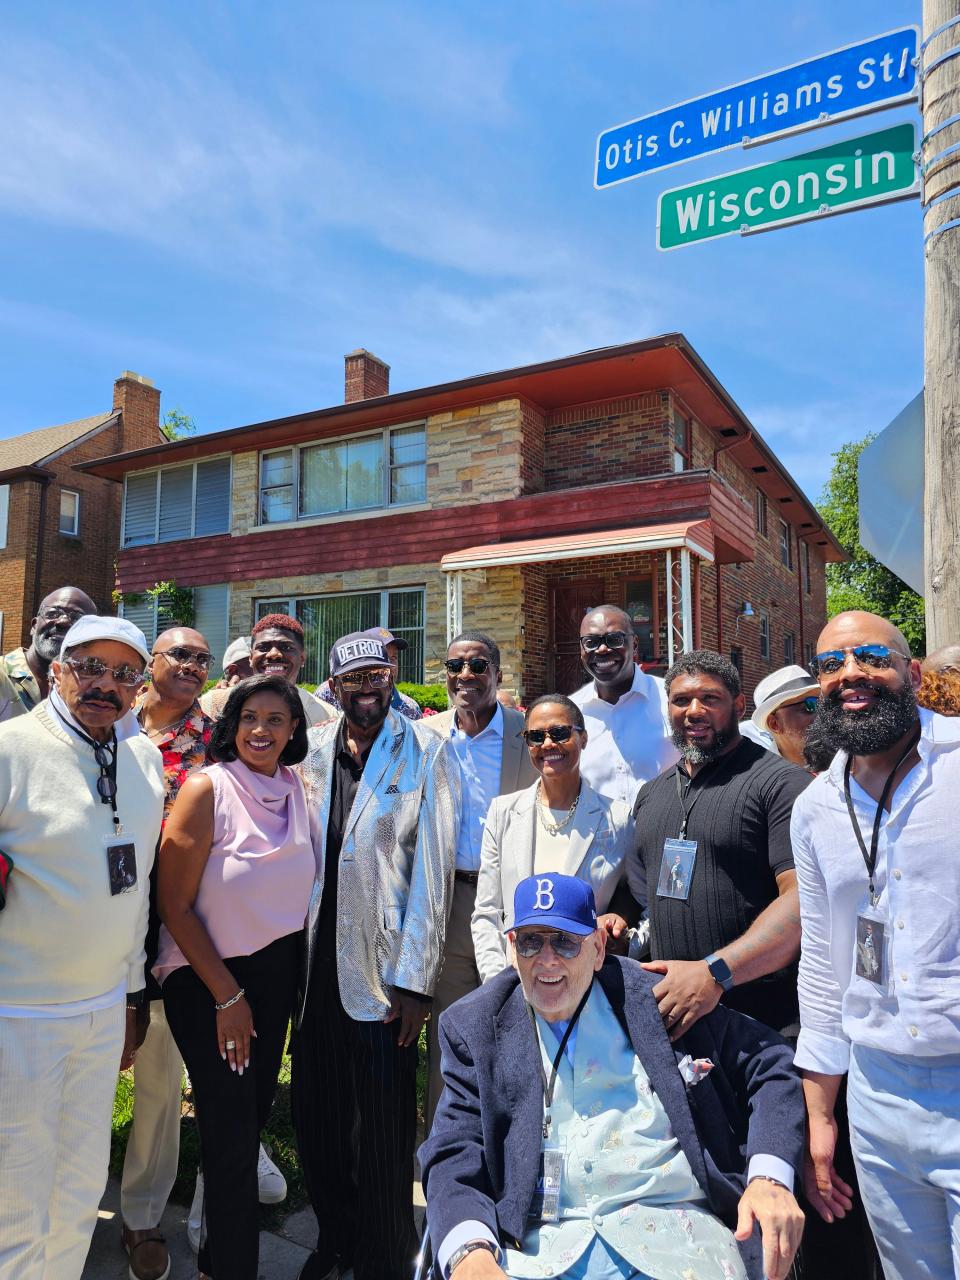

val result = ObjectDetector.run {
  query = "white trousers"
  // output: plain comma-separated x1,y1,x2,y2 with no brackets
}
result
0,1002,125,1280
120,1000,183,1229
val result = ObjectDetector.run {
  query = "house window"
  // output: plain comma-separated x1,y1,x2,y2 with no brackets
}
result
259,424,426,525
255,587,425,685
122,457,231,547
624,577,657,662
804,641,815,670
779,518,792,569
758,610,770,660
120,583,230,670
672,412,690,472
784,631,796,665
730,647,743,677
755,490,767,537
802,541,811,594
0,484,9,550
59,489,80,536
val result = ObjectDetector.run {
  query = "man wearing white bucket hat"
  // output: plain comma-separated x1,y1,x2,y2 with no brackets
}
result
751,665,821,769
0,614,166,1278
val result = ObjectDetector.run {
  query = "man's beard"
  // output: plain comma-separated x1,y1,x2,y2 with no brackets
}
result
33,629,65,662
672,718,735,766
814,679,919,756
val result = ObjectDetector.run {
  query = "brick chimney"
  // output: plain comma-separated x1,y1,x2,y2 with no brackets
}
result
113,371,162,451
344,349,390,403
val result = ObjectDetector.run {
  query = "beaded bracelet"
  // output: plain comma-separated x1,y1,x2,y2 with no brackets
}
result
215,988,246,1011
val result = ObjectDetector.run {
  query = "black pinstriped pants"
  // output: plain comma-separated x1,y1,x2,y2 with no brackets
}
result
291,960,418,1280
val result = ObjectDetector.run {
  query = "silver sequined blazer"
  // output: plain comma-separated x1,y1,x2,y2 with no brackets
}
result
296,709,460,1024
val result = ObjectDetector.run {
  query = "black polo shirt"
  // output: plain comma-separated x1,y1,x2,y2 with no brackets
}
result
316,720,373,957
628,736,810,1031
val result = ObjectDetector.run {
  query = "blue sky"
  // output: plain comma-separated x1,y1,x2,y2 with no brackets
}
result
0,1,921,504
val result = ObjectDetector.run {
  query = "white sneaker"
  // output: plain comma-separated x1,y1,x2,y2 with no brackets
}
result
258,1142,287,1204
187,1171,205,1254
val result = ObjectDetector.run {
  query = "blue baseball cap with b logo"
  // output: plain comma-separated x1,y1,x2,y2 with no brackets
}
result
510,874,598,935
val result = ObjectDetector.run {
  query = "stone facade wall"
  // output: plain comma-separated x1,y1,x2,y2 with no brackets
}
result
426,399,525,504
231,450,260,536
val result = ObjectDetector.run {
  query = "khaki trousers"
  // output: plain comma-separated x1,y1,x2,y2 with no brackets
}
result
426,877,481,1132
120,999,184,1229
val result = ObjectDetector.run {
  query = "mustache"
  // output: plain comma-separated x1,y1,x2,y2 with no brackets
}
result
79,690,122,710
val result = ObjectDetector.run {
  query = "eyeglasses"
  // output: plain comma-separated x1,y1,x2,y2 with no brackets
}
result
154,647,213,670
811,644,910,677
444,657,492,675
64,657,145,688
521,725,578,745
580,631,629,652
38,605,87,624
338,668,392,691
514,930,584,959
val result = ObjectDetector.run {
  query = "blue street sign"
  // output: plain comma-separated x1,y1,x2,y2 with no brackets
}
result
595,25,919,189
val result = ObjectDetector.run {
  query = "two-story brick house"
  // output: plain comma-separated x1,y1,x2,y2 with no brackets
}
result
0,372,165,649
79,337,843,702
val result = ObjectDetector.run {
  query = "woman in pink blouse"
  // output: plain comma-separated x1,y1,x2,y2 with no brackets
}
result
157,675,316,1280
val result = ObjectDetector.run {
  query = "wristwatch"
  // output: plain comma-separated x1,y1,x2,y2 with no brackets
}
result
704,953,734,992
447,1240,499,1276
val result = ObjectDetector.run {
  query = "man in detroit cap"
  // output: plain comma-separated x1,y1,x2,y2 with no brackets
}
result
316,625,423,720
0,615,166,1276
421,874,806,1280
292,629,459,1280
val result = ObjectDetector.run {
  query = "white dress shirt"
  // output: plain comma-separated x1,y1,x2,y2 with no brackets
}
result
792,708,960,1075
449,703,505,872
570,666,677,807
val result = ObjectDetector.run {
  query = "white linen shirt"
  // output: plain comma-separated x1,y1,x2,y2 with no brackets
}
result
449,703,505,872
792,708,960,1075
570,666,677,807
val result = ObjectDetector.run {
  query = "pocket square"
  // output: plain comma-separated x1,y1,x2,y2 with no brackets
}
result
678,1054,714,1085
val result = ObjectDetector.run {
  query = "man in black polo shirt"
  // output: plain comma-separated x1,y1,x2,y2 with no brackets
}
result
627,650,809,1038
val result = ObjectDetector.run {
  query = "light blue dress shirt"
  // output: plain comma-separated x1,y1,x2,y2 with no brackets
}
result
449,703,505,872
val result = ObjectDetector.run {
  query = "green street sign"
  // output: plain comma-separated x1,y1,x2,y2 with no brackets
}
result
657,121,918,250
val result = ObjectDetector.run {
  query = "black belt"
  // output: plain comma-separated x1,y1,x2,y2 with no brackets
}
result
455,870,479,885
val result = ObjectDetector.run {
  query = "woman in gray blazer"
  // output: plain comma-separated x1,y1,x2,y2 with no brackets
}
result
472,692,634,982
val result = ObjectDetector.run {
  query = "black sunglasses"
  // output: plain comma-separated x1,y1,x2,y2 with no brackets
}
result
155,646,213,670
811,644,910,677
514,930,584,959
580,631,629,652
521,725,580,745
445,657,492,675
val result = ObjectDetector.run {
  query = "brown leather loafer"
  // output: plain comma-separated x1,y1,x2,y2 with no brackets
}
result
121,1225,171,1280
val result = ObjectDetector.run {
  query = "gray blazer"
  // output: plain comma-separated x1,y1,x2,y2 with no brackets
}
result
424,705,539,796
296,709,460,1024
472,779,633,982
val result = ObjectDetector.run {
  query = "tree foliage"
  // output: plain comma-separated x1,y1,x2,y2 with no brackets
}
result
161,408,197,441
817,435,926,655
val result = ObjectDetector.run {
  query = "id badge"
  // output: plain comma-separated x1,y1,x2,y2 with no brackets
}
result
105,836,138,896
656,838,697,901
528,1144,563,1222
855,909,887,987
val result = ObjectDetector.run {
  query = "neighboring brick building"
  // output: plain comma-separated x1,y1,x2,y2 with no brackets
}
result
80,337,843,706
0,372,164,648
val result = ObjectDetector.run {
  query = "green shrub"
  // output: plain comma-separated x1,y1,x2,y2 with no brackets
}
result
396,682,448,711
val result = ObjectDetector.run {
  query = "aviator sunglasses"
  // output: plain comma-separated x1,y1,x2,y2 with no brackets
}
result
514,930,585,959
338,668,392,691
811,644,910,677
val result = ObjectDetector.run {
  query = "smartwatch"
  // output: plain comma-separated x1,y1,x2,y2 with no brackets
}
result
447,1240,499,1276
704,953,734,992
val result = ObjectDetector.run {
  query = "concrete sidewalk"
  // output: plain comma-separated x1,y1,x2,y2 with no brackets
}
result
82,1177,426,1279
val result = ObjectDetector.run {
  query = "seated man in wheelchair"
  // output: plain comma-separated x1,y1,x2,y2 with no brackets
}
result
419,875,805,1280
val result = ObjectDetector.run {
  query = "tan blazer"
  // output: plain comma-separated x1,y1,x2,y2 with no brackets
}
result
471,780,633,983
424,704,538,797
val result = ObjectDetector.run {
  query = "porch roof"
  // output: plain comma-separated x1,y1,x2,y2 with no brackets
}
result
440,519,715,571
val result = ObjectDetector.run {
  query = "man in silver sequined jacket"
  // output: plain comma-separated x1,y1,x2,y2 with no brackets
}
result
291,629,460,1280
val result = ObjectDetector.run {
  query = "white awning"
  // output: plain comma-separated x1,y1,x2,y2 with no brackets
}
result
440,520,714,571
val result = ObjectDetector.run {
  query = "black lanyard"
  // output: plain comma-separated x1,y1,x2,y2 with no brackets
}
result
53,706,122,835
675,764,709,839
526,982,592,1139
842,723,920,906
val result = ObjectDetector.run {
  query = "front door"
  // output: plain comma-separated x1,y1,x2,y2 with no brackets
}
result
550,580,604,694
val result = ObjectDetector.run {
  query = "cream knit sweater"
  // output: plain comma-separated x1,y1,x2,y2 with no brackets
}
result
0,701,165,1005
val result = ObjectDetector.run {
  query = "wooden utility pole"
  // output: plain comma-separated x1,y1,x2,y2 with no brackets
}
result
923,0,960,648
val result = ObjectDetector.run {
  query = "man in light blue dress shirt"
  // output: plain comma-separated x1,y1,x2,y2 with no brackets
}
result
424,631,537,1127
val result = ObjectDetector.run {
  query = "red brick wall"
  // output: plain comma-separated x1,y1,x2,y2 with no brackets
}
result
519,399,545,495
113,376,163,452
542,393,672,489
0,480,41,646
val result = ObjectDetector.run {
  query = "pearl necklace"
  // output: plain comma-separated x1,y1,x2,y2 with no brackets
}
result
536,781,580,836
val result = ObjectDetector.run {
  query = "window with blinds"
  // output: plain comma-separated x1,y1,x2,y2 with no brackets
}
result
122,457,231,546
120,583,230,671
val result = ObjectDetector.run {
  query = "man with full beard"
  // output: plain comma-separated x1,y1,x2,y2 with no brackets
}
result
626,650,810,1037
0,585,96,720
792,611,960,1280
